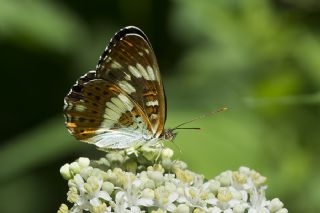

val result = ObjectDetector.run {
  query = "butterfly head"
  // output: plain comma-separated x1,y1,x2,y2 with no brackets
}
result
162,129,178,141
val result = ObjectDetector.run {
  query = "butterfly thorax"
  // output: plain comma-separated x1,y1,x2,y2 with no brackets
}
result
161,129,177,141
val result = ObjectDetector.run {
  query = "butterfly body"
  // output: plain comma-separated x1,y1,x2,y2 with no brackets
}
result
64,26,175,149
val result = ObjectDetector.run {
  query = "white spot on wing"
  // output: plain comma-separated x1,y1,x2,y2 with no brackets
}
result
101,119,115,128
124,72,131,81
118,94,134,111
65,102,73,110
145,48,150,54
136,63,150,80
106,102,123,114
111,97,127,112
149,114,159,134
128,65,142,78
118,81,136,94
75,105,86,112
150,114,158,120
147,66,156,80
101,96,132,128
103,113,113,120
138,51,144,56
146,100,159,106
105,107,121,120
111,61,122,69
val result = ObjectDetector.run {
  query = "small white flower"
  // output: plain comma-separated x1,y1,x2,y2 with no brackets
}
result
80,166,94,180
233,203,247,213
69,174,112,212
275,209,288,213
58,203,69,213
269,198,284,212
207,179,221,194
102,182,115,195
224,209,233,213
69,162,81,174
78,157,90,167
172,160,188,170
246,179,270,213
141,188,155,199
179,184,215,209
111,191,130,212
161,148,174,159
111,190,146,213
147,170,164,186
60,163,72,180
206,206,222,213
154,186,179,212
175,203,190,213
121,178,154,208
216,171,233,186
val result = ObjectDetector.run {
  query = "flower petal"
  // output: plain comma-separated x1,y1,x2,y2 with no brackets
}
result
96,191,112,201
136,198,154,206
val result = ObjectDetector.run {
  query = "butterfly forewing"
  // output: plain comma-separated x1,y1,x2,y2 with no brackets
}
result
63,26,166,149
96,27,166,137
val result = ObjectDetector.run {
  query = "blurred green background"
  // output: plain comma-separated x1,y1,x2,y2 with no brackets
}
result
1,0,319,212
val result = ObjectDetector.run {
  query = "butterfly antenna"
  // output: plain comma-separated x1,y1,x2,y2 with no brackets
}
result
172,107,228,130
174,127,201,130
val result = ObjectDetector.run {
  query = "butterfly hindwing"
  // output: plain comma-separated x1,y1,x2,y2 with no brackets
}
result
64,72,154,148
96,26,166,137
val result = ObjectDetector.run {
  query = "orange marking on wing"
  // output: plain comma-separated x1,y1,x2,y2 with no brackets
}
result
146,105,158,114
119,111,134,126
80,130,97,135
143,90,157,97
67,122,77,128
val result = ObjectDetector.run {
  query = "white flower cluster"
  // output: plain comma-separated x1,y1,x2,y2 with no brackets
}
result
58,146,287,213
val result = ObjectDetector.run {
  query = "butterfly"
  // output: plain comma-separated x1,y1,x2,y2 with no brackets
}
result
63,26,177,149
